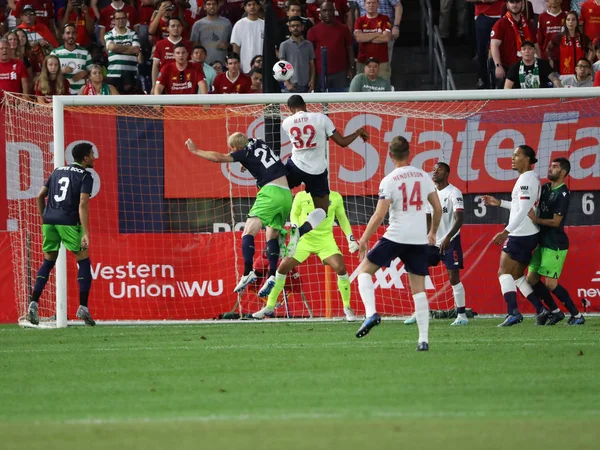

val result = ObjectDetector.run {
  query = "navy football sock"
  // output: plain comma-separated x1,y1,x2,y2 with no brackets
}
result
532,282,559,311
77,258,92,307
552,284,579,316
30,259,56,303
241,235,255,275
266,239,279,277
503,292,519,315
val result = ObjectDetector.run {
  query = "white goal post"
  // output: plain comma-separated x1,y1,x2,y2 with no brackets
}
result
25,87,599,327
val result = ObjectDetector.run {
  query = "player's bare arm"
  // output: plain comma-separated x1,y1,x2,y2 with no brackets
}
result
329,127,369,148
79,193,91,249
528,209,563,228
427,191,442,247
186,139,234,163
440,210,464,252
36,186,49,218
482,195,500,206
358,198,391,261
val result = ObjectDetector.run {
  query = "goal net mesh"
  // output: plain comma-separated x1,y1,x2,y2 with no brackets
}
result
5,94,599,323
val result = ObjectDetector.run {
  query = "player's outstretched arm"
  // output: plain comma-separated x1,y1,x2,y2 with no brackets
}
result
79,193,91,249
186,139,235,163
36,186,49,218
330,127,369,148
427,191,442,247
358,198,390,260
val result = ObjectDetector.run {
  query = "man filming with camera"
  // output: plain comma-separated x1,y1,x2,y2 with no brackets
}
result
58,0,95,49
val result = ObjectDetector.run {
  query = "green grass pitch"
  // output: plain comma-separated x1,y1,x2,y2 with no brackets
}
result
1,318,598,450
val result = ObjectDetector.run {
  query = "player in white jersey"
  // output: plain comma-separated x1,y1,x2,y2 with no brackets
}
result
405,162,468,326
281,95,368,257
483,145,549,327
355,136,442,352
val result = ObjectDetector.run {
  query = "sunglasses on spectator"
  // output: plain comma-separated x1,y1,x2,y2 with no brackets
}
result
576,64,590,69
507,0,522,3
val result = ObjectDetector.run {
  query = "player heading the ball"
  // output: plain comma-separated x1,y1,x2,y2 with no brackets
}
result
355,136,442,352
186,133,292,295
281,94,369,258
28,143,97,326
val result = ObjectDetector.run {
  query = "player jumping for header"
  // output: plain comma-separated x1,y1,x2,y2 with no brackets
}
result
281,94,369,257
187,133,292,295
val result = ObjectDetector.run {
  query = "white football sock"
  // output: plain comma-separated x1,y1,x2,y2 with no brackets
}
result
358,273,377,317
452,282,466,318
306,208,326,230
413,292,429,343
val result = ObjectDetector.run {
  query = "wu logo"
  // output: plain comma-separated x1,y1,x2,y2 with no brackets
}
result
350,258,435,290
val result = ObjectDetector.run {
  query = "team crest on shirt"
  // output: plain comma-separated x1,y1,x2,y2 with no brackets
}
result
10,72,16,80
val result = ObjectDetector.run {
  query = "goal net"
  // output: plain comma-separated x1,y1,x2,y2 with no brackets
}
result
5,91,600,326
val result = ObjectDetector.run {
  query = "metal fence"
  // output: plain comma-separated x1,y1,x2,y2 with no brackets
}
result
420,0,456,90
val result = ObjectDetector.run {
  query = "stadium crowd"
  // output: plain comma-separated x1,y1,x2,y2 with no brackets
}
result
1,0,600,99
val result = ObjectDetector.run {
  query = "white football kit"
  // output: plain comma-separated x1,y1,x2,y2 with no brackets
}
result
282,111,336,175
378,166,437,245
426,183,464,247
502,170,541,237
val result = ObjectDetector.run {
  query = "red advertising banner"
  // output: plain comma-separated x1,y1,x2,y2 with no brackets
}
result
164,99,600,198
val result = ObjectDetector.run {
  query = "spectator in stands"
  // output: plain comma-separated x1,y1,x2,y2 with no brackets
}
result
0,38,29,96
468,0,503,88
250,54,262,71
191,0,232,65
440,0,468,42
560,57,594,85
249,67,262,92
537,0,567,69
191,45,217,90
278,0,312,47
35,54,70,104
13,28,36,80
105,9,142,93
17,5,58,54
58,0,95,50
355,0,392,81
592,40,600,74
354,0,402,64
4,31,20,59
156,42,208,94
212,51,252,93
79,63,120,94
580,0,600,43
98,0,139,48
11,0,57,37
51,23,92,95
490,0,538,89
152,17,193,92
138,0,156,48
196,0,245,26
150,0,194,41
212,60,224,75
349,56,392,91
307,0,352,32
231,0,264,73
279,16,315,92
546,11,592,74
504,40,559,87
307,1,354,92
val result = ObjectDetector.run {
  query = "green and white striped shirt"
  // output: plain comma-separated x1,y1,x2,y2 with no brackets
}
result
105,28,140,79
50,45,92,95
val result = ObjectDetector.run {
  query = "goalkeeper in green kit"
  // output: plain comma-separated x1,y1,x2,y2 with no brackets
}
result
253,190,358,321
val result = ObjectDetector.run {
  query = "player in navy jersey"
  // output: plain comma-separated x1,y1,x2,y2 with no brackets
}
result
28,143,96,326
526,158,585,325
186,133,293,295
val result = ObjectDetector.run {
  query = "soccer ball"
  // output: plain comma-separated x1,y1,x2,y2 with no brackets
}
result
273,60,294,82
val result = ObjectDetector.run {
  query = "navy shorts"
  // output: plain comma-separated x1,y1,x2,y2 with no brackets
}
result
285,158,330,198
367,237,429,276
428,235,464,270
502,234,539,264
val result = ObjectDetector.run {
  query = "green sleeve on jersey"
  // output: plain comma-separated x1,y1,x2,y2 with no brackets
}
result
332,192,352,237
